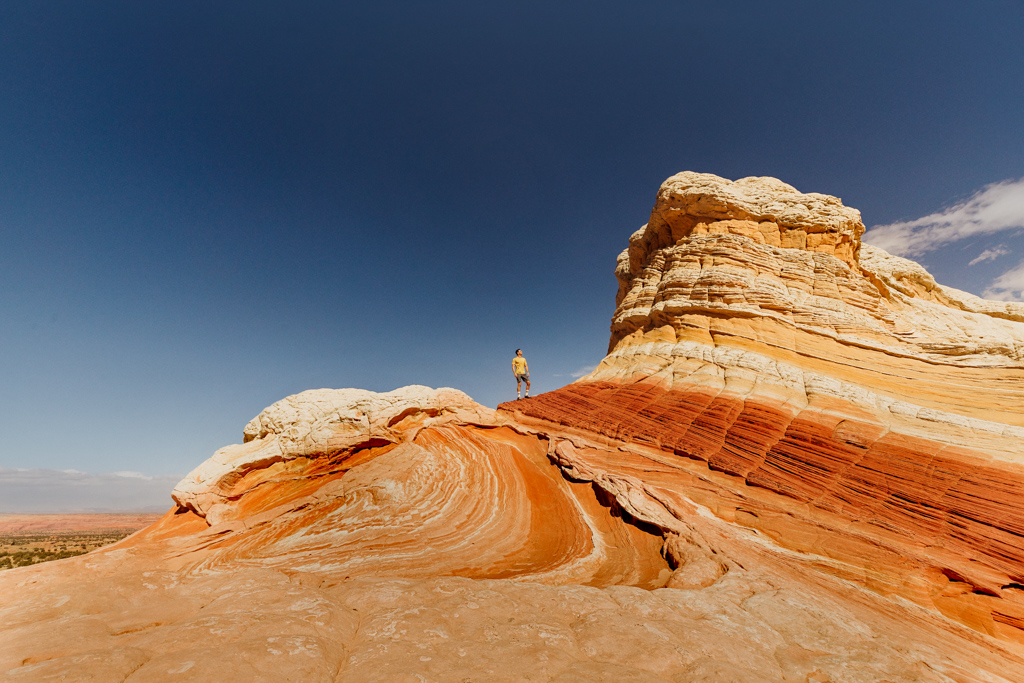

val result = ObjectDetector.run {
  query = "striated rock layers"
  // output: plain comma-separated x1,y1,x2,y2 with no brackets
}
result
3,172,1024,682
504,173,1024,646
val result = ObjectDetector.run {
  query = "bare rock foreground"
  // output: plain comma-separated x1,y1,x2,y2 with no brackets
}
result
3,173,1024,682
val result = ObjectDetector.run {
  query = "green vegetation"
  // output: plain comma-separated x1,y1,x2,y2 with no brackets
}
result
0,532,133,570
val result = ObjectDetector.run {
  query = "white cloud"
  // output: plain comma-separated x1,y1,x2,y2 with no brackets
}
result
864,177,1024,257
552,364,599,379
109,470,153,479
982,260,1024,302
969,245,1009,266
0,468,181,513
570,365,597,379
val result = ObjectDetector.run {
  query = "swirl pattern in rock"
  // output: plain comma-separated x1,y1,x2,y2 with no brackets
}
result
502,171,1024,646
4,173,1024,681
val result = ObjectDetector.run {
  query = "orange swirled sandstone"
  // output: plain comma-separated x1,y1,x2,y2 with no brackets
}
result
3,173,1024,681
503,171,1024,643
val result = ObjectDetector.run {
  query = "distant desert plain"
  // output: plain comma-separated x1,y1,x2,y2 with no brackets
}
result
0,513,162,570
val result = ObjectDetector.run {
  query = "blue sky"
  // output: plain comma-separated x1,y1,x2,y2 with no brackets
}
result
1,2,1022,510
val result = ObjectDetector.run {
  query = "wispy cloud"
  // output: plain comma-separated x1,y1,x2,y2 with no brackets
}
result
864,178,1024,257
982,260,1024,302
0,468,181,513
969,245,1010,266
552,364,598,379
570,365,597,379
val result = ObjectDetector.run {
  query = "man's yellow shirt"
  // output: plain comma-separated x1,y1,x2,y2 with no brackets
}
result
512,357,528,374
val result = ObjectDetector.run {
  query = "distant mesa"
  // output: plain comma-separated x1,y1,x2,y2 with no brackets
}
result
3,172,1024,681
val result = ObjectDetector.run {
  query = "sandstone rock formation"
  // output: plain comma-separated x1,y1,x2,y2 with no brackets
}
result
3,172,1024,681
506,171,1024,643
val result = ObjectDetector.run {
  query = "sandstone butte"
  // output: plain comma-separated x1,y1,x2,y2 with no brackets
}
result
3,173,1024,682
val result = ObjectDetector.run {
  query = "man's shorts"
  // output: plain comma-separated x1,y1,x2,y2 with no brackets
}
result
515,373,529,382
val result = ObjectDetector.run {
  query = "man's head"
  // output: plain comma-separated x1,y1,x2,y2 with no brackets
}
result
516,349,522,356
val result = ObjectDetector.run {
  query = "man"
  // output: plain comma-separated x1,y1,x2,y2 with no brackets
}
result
512,348,530,399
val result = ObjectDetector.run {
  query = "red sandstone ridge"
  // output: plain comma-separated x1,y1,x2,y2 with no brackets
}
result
3,173,1024,681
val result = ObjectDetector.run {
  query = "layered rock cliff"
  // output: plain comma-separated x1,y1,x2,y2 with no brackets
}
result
503,172,1024,643
3,172,1024,682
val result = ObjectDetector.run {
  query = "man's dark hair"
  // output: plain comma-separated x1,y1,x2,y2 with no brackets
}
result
516,348,521,354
